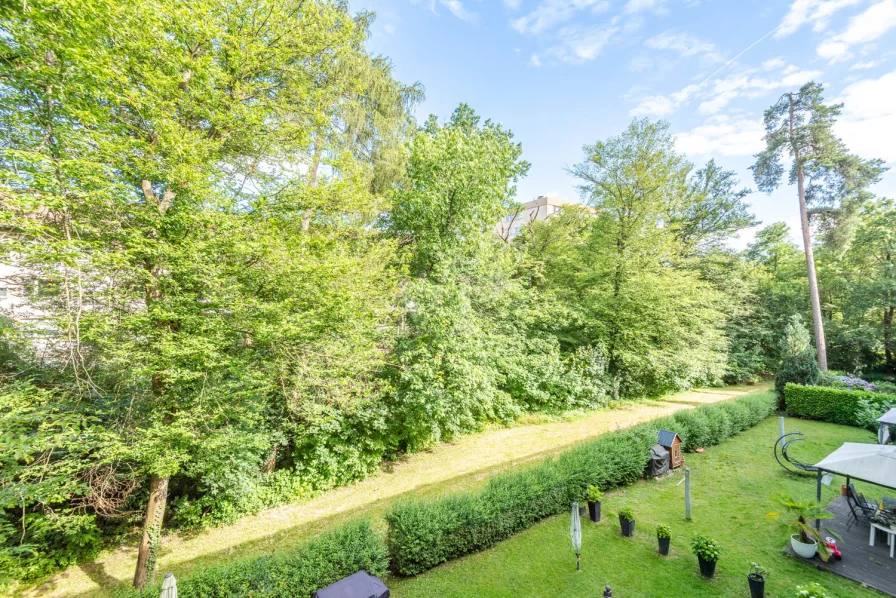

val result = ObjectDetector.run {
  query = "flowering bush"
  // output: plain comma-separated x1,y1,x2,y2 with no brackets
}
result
831,375,876,392
795,583,829,597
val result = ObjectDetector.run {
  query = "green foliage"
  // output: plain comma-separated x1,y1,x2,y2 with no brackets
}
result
656,524,671,539
690,534,722,563
769,494,836,559
0,380,105,581
672,394,774,452
784,383,896,427
618,506,635,522
775,316,821,397
749,562,769,581
130,520,387,598
795,583,831,598
854,398,896,431
585,486,603,502
384,394,772,575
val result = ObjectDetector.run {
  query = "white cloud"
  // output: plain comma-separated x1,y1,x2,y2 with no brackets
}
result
762,57,787,70
816,0,896,62
530,54,543,67
440,0,477,21
505,0,523,9
630,83,702,116
645,31,724,62
850,60,882,70
835,69,896,163
630,65,822,117
675,115,766,157
625,0,667,13
776,0,864,38
511,0,610,34
544,23,620,62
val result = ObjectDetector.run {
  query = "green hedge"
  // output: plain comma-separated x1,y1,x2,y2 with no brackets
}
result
385,391,776,575
170,520,387,598
784,383,896,426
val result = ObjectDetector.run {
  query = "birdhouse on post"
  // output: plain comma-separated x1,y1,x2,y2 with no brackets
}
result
658,429,684,469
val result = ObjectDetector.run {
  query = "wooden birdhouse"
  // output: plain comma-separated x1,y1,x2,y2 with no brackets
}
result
658,429,684,469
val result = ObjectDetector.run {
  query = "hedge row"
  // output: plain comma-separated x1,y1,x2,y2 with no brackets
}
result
784,383,896,426
385,391,776,575
170,520,388,598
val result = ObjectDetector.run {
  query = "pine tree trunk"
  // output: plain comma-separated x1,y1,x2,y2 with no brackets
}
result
133,474,169,590
790,94,828,371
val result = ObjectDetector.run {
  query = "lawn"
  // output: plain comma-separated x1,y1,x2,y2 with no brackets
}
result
20,384,766,598
389,415,884,598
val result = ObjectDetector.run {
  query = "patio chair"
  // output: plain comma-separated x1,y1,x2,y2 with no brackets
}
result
846,484,879,531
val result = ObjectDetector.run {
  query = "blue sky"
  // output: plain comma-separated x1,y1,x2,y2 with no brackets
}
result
360,0,896,247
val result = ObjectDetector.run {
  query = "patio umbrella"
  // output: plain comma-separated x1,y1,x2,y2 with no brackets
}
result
160,573,177,598
570,502,582,571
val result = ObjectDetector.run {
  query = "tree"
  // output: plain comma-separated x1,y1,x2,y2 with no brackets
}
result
0,0,412,587
673,160,757,254
752,81,886,371
569,120,728,395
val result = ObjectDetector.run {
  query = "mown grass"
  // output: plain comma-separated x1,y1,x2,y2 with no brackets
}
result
20,384,766,598
389,412,884,598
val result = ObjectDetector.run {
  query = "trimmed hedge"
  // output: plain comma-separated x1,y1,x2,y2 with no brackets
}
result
172,520,387,598
385,391,775,575
784,383,896,427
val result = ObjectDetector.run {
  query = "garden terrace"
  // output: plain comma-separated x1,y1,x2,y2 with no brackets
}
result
388,417,885,598
789,496,896,596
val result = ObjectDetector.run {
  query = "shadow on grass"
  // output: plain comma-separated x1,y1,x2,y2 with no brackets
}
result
30,386,773,598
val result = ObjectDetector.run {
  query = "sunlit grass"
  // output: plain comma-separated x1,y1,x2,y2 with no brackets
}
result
16,383,768,598
389,412,882,598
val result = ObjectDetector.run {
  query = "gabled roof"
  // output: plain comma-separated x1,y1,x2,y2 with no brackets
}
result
657,429,680,447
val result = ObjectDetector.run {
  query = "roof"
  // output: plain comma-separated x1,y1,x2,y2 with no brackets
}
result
522,196,575,209
312,570,389,598
657,429,680,446
815,443,896,491
877,408,896,425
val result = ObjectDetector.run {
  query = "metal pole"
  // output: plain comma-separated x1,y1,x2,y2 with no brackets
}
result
816,469,822,530
778,416,785,438
685,467,692,520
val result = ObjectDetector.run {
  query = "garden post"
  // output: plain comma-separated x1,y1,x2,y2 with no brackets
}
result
685,467,691,520
816,469,822,530
778,417,785,438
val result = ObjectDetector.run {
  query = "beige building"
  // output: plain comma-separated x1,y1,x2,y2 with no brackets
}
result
496,196,579,240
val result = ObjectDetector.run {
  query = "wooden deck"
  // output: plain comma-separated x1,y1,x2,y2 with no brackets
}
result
786,496,896,596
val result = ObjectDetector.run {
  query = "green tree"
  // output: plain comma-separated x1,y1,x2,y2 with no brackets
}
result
752,82,886,371
0,0,412,586
673,159,757,254
568,120,728,395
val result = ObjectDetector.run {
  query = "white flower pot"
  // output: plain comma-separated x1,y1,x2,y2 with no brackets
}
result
791,534,817,558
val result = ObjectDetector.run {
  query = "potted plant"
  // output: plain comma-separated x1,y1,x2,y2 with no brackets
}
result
690,534,721,578
793,583,830,597
586,486,602,523
656,524,671,555
747,562,768,598
618,506,635,537
768,494,838,561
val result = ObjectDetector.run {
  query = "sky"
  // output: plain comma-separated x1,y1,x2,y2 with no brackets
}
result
358,0,896,248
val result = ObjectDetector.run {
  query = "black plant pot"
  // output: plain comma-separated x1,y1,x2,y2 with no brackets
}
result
579,504,587,517
748,575,765,598
658,537,670,555
588,501,601,523
697,556,717,578
619,516,635,537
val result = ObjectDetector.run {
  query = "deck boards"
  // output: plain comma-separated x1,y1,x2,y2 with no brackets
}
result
787,496,896,596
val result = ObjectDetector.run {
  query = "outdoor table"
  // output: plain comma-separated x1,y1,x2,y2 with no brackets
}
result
869,521,896,558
